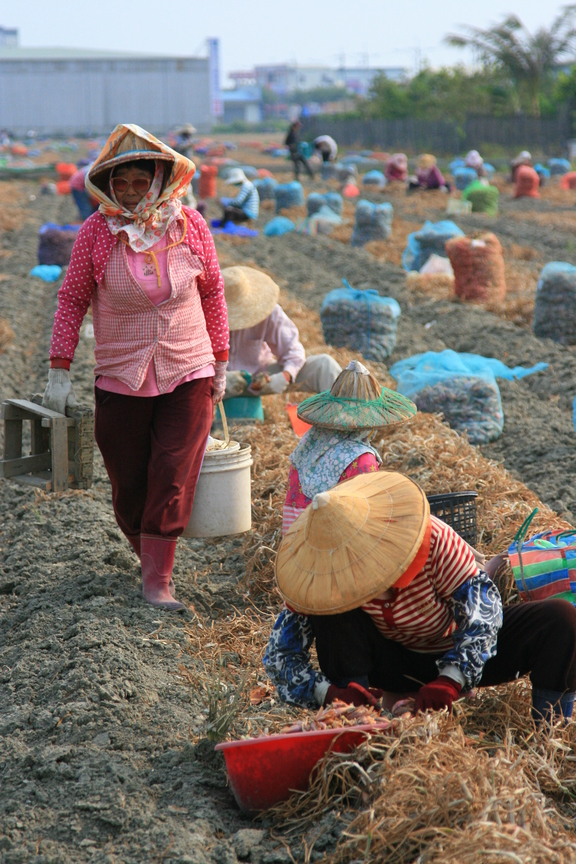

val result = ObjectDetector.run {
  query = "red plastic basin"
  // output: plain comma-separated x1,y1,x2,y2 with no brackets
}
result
215,724,386,813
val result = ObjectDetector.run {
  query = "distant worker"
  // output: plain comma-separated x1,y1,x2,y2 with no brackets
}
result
510,150,532,183
69,163,98,221
220,169,259,224
385,153,408,182
465,149,487,178
285,121,314,181
409,154,449,192
174,123,196,160
222,266,342,400
313,135,338,163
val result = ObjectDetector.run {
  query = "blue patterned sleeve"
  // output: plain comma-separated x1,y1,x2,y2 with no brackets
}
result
437,572,503,690
263,609,330,708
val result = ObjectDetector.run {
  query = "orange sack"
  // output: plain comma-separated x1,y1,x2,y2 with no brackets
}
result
446,233,506,304
514,165,540,198
55,162,78,181
198,164,217,199
560,171,576,190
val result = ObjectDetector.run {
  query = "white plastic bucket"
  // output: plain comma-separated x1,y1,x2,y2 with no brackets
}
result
182,442,253,539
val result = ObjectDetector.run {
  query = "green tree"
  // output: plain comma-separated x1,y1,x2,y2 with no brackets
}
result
446,7,576,115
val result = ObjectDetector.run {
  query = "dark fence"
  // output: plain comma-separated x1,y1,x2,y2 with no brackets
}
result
302,110,572,155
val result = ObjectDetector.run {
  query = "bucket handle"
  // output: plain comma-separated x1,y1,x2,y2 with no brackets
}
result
218,401,230,446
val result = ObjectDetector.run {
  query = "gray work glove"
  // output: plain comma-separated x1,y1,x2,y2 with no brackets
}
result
259,371,290,395
42,368,78,415
225,370,249,398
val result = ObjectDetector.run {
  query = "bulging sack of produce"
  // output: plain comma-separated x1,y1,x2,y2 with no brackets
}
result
402,220,464,272
322,162,338,180
362,170,387,189
336,162,357,183
533,262,576,344
549,158,571,176
307,192,343,217
37,223,80,266
320,279,401,361
454,167,478,190
275,181,305,213
509,526,576,604
560,171,576,190
298,205,342,236
390,350,547,444
462,181,499,215
263,216,295,237
514,165,540,198
449,158,465,173
446,233,506,304
350,200,393,247
254,177,278,200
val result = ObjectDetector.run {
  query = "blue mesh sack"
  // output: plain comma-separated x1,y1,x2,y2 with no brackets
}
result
402,220,464,272
307,192,343,217
351,200,393,247
390,350,547,444
336,163,358,183
449,158,466,173
320,280,401,361
254,177,278,200
549,158,571,176
264,216,295,237
454,167,478,190
322,162,338,180
275,182,305,213
362,170,387,189
533,262,576,344
298,205,342,236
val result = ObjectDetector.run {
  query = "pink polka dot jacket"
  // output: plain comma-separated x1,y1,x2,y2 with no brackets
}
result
49,207,229,393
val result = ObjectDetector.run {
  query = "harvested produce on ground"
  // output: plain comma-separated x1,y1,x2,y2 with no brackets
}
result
280,700,389,733
446,232,506,304
411,375,504,444
462,180,499,215
37,225,79,266
320,282,400,361
350,200,393,247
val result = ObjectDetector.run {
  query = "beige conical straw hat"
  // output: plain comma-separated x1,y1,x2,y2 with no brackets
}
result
276,470,430,614
223,266,280,331
297,360,416,431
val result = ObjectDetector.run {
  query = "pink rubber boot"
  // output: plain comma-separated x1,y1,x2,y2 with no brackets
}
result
140,535,185,612
129,534,175,596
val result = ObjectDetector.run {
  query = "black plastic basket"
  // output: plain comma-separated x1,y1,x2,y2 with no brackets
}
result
427,492,478,546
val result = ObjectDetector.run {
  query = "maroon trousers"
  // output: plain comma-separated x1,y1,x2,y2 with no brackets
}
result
94,377,214,541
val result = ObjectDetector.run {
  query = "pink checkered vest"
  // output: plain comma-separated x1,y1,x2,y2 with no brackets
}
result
91,241,214,393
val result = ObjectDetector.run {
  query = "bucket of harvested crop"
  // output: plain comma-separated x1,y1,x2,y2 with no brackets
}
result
446,233,506,304
533,262,576,344
320,279,401,361
37,223,80,266
390,350,548,444
514,165,540,198
275,181,305,213
402,220,464,272
462,181,499,215
351,200,393,247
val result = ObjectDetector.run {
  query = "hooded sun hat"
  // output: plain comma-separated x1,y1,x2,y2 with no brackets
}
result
222,265,280,331
226,168,248,185
85,124,195,253
465,149,483,170
276,470,431,614
297,360,416,431
175,123,197,136
417,153,437,171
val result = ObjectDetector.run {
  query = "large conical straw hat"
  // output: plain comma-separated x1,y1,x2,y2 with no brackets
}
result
276,470,430,614
223,266,280,331
297,360,416,431
90,129,174,180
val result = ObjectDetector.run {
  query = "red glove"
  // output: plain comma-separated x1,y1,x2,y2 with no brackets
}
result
325,681,384,707
415,676,462,713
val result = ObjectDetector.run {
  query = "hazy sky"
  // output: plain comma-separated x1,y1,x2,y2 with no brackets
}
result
0,0,566,84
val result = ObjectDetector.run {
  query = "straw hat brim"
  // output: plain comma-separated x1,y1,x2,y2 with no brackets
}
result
276,470,430,614
296,386,416,431
223,266,281,331
90,150,174,179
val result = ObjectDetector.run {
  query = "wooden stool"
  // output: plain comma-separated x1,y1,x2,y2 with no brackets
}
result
0,398,94,492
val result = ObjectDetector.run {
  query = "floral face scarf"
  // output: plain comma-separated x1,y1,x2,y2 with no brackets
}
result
289,426,382,500
85,123,195,252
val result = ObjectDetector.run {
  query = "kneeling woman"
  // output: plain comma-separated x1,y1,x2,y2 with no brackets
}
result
265,379,576,723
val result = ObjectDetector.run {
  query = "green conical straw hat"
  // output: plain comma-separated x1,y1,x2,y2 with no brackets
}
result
297,360,416,431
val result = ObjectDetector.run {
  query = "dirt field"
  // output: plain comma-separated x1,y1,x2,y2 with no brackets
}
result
2,154,576,862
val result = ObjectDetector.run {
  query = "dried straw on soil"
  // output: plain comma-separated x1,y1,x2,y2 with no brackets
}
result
0,181,27,231
0,317,14,353
269,702,576,863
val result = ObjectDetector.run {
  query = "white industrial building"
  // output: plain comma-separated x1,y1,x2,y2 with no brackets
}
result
0,45,215,135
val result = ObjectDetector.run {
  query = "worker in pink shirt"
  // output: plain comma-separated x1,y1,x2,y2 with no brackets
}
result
41,124,229,612
221,266,341,399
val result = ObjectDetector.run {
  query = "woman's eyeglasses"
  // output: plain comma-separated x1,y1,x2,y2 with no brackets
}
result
111,176,152,195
